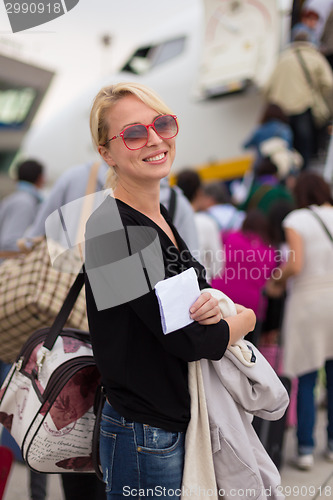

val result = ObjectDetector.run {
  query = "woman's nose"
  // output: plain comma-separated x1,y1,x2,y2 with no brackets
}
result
146,125,163,145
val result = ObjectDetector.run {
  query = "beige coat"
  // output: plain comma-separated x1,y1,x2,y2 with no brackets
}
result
182,290,289,500
264,42,333,115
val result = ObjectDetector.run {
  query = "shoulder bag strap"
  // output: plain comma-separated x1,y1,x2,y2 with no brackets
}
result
308,207,333,243
43,270,85,350
248,184,273,211
76,161,101,259
294,48,315,89
85,160,101,196
294,48,331,111
43,163,100,350
168,187,177,223
92,385,106,481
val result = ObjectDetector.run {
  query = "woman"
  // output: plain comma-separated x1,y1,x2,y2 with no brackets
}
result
211,209,277,345
266,171,333,470
84,82,255,498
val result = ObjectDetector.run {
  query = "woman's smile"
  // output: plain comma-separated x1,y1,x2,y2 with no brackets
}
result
143,151,167,163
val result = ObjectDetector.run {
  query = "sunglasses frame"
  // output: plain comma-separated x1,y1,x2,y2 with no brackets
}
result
102,114,178,150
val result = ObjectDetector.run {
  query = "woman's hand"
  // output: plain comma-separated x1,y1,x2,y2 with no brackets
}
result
265,277,285,298
224,304,256,346
190,292,222,325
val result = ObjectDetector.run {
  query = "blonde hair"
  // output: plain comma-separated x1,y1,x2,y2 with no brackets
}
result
89,82,174,190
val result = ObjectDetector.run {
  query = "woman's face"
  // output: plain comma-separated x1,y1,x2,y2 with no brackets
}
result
99,94,176,187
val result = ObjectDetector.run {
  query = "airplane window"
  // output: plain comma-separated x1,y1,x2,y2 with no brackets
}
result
121,37,186,75
122,46,152,74
0,85,37,128
152,37,186,67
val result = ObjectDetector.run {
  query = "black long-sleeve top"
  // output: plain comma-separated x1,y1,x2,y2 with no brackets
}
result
84,197,229,432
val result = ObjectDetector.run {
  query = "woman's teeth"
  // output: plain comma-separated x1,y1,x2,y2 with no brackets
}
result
144,153,165,162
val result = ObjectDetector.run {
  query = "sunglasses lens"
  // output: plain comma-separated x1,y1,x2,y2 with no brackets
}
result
155,115,178,138
123,124,147,149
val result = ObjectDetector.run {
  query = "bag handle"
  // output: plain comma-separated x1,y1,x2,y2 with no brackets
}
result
0,237,44,259
0,250,23,259
43,270,85,351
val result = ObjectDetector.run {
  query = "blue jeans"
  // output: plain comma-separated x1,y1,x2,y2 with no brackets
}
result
297,359,333,455
0,359,11,385
100,400,185,499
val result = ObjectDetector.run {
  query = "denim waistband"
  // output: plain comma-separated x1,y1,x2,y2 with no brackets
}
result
103,398,134,427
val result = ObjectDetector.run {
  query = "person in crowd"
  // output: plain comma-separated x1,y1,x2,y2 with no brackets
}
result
320,7,333,70
242,102,303,183
291,8,321,46
175,169,223,282
266,172,333,470
0,159,44,253
25,159,198,500
239,158,294,215
243,103,294,169
304,0,333,39
0,159,47,500
211,209,277,345
84,81,256,498
197,181,246,239
264,31,333,169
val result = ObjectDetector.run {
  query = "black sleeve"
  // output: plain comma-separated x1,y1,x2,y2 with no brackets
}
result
129,289,229,362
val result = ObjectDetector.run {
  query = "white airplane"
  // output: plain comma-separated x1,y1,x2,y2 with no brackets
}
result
2,0,295,185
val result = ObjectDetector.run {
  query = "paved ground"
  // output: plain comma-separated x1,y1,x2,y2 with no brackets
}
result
280,408,333,500
3,463,64,500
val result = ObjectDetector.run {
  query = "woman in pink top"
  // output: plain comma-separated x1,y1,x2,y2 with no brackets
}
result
211,210,277,326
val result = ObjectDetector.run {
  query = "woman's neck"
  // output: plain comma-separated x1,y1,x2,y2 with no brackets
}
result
114,181,161,218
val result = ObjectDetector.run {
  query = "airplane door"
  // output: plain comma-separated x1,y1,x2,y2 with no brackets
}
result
196,0,285,98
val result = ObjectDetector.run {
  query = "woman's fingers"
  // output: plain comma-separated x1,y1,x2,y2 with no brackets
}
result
197,313,222,325
190,293,221,323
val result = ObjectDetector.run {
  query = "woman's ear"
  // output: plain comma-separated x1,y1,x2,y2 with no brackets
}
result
98,145,115,167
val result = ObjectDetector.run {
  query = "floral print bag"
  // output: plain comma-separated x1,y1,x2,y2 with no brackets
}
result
0,272,103,477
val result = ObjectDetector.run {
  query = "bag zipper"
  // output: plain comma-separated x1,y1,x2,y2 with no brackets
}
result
16,328,91,371
41,356,98,406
